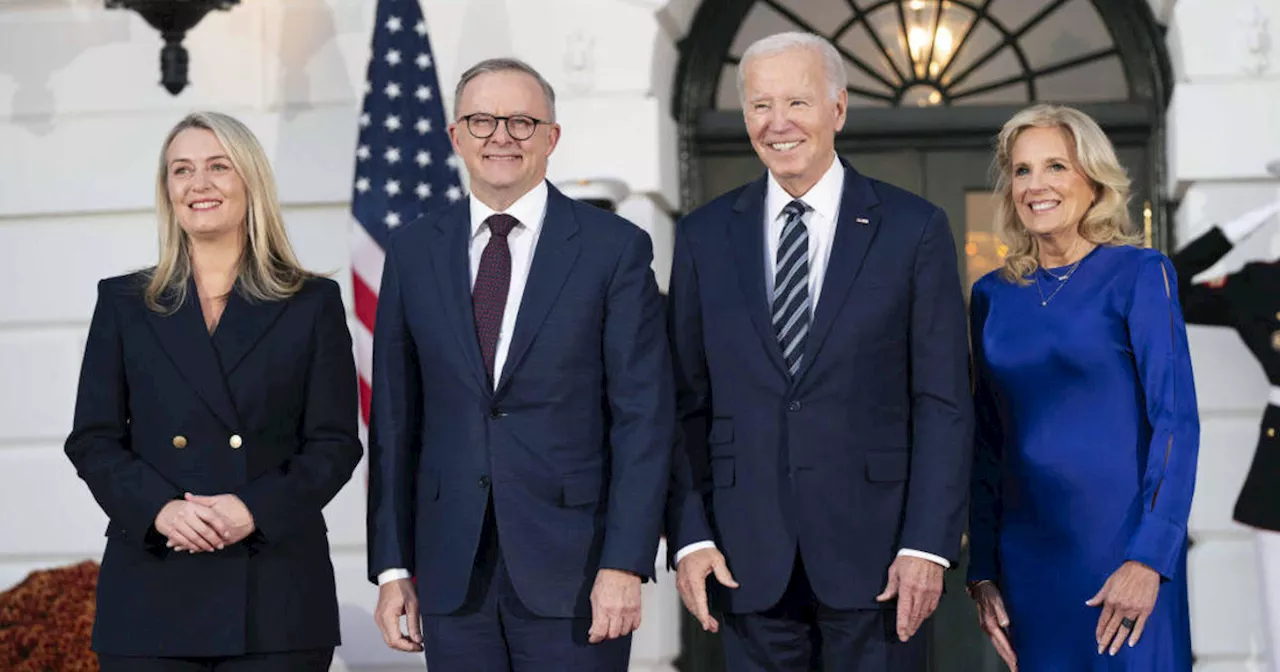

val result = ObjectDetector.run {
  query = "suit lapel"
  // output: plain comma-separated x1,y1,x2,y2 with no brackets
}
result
211,287,287,376
794,162,881,384
429,207,490,396
729,176,789,378
143,279,240,430
495,186,581,395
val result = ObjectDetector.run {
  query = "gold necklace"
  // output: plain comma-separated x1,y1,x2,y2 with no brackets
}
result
1034,257,1085,307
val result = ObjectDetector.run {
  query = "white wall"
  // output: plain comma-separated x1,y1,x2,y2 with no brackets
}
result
1165,0,1280,669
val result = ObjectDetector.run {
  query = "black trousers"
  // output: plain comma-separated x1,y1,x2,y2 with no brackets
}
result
97,648,333,671
721,552,928,672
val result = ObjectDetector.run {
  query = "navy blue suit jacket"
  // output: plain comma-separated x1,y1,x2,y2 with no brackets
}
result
65,274,362,656
366,184,673,619
665,162,973,613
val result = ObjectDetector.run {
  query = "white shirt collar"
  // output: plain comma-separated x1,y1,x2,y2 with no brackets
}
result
765,155,844,223
469,180,549,239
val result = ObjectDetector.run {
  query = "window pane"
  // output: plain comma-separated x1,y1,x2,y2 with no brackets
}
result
769,0,854,38
715,64,740,110
836,22,902,90
1035,55,1128,102
939,20,1001,87
729,3,798,59
950,46,1022,94
1020,0,1113,70
864,5,913,83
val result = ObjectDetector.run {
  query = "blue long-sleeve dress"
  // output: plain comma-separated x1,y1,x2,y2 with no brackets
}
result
968,244,1198,671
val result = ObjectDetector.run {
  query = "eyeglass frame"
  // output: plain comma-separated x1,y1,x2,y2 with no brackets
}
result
457,113,553,141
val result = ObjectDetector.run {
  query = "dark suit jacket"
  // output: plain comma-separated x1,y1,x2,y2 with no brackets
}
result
1172,226,1280,531
665,161,974,613
65,273,362,657
366,184,673,618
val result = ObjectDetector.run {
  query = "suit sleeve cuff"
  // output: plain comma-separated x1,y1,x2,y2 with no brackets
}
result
377,568,412,585
898,548,951,569
674,541,716,565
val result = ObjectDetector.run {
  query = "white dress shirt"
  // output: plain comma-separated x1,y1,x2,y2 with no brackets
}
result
674,157,951,571
377,181,549,586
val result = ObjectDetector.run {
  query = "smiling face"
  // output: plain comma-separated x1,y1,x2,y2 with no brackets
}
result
741,46,847,197
449,69,560,209
165,127,248,243
1009,125,1097,242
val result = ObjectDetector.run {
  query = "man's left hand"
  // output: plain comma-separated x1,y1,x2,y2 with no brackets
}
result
588,568,642,644
875,555,944,642
180,493,256,546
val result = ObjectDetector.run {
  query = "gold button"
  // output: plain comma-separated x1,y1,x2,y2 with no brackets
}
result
229,434,243,449
172,435,187,449
1268,428,1276,439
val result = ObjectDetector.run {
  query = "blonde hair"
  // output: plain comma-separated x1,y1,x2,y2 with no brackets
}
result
992,104,1140,284
146,111,313,313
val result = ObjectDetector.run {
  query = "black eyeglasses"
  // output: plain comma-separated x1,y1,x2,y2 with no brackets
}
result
459,113,550,141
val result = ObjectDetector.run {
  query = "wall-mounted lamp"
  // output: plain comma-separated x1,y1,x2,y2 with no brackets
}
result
104,0,240,95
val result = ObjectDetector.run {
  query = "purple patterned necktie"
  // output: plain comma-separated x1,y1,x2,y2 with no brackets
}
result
473,213,519,384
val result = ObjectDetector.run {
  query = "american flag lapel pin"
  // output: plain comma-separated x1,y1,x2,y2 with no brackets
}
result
855,216,870,225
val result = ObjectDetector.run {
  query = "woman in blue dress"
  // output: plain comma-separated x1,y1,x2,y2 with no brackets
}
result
967,104,1199,671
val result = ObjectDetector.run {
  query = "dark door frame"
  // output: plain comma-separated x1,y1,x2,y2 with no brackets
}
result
672,0,1175,250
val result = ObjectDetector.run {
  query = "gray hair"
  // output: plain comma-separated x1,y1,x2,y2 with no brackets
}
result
453,57,557,122
737,32,847,104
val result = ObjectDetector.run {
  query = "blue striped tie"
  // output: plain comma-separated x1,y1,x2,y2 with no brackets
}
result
773,200,810,377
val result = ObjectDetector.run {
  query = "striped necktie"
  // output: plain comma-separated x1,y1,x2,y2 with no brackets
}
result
773,200,810,377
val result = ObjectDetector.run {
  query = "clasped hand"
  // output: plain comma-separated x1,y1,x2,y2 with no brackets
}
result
154,492,256,553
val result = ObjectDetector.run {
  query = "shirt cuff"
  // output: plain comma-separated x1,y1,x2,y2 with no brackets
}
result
377,568,412,585
897,548,951,569
674,541,717,565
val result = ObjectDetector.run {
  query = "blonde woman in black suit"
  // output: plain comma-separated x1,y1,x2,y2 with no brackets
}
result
65,111,361,671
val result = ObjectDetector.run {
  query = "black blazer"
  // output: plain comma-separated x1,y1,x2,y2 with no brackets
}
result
1172,227,1280,531
65,272,362,657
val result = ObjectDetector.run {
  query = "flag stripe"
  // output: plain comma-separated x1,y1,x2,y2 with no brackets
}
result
350,0,463,443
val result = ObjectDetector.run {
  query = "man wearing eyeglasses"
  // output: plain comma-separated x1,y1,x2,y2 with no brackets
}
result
367,57,673,672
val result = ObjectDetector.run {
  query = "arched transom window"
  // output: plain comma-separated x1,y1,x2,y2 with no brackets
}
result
716,0,1130,109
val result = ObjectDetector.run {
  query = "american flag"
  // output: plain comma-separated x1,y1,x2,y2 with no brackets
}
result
350,0,463,431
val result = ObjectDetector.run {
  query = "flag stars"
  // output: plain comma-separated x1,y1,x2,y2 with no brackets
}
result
385,82,402,99
355,177,370,193
359,113,371,128
385,180,401,196
356,145,371,161
415,118,432,134
416,53,432,69
416,183,432,199
385,16,402,33
446,186,463,202
415,151,432,167
446,154,461,171
385,50,402,66
415,86,433,102
384,115,402,132
385,212,402,227
414,21,427,37
384,147,402,164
